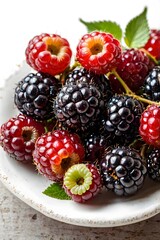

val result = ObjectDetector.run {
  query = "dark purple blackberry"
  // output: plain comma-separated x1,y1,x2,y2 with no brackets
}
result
100,146,147,196
103,95,144,144
84,132,111,164
146,148,160,181
54,82,104,131
143,66,160,101
14,72,61,120
65,67,112,105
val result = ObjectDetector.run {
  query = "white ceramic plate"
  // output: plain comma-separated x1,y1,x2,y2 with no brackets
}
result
0,62,160,228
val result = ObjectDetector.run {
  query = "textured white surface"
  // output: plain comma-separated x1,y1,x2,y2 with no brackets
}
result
1,0,160,238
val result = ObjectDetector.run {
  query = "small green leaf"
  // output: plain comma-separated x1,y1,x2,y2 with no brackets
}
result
124,7,150,48
79,19,123,41
43,183,71,200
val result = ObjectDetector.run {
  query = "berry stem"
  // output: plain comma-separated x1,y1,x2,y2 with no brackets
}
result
110,69,134,95
140,48,159,65
110,69,160,106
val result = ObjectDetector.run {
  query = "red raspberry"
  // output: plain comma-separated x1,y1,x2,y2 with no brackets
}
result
0,114,45,163
139,105,160,147
63,163,102,203
109,48,155,93
144,29,160,61
33,130,85,182
76,31,122,74
25,33,72,76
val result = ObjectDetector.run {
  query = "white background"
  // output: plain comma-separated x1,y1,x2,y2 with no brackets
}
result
0,0,160,88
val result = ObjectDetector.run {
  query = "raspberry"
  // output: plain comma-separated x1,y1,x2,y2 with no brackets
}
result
142,66,160,101
144,29,160,61
33,130,85,181
63,163,101,203
0,114,45,163
109,48,155,93
25,33,72,76
76,31,122,74
102,95,144,144
54,81,104,132
139,105,160,147
14,72,61,120
65,67,112,105
100,146,147,196
146,148,160,181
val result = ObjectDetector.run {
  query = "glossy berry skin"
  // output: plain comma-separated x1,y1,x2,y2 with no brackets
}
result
100,146,147,196
63,163,102,203
146,148,160,181
139,105,160,147
33,130,85,182
76,31,122,74
54,82,104,132
25,33,72,76
144,29,160,61
0,114,45,163
65,67,112,106
14,72,61,120
103,95,144,144
143,66,160,101
109,48,155,93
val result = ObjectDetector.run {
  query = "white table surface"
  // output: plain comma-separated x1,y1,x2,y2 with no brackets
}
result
1,0,160,239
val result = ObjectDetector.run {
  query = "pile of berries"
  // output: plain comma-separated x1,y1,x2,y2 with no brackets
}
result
1,27,160,203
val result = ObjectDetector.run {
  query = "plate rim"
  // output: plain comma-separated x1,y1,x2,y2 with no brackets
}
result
0,62,160,228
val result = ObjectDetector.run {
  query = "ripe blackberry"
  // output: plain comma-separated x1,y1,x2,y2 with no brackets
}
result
25,33,72,76
100,146,147,196
143,66,160,101
14,72,61,120
146,148,160,181
76,31,122,74
65,67,112,105
54,82,104,132
139,105,160,147
144,29,160,61
102,95,144,144
84,132,111,164
109,48,155,93
63,163,102,203
33,130,85,182
0,114,45,163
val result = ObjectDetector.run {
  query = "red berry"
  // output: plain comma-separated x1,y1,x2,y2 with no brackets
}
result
25,33,72,76
109,48,155,93
0,114,45,163
76,31,122,74
33,130,85,181
63,163,102,203
139,105,160,147
144,29,160,60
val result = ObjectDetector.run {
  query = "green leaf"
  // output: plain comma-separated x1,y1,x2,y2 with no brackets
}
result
43,183,71,200
124,7,150,48
79,19,123,41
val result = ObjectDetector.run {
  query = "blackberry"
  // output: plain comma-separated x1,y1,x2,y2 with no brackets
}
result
65,67,112,105
84,132,111,164
54,82,104,132
143,67,160,101
100,146,147,196
14,72,61,120
103,95,144,144
146,148,160,181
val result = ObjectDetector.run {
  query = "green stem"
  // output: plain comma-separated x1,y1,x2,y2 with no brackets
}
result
111,69,134,95
110,69,160,106
140,48,159,65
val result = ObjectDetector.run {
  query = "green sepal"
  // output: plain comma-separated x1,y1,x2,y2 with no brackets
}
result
124,7,150,48
43,183,71,200
79,19,123,41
